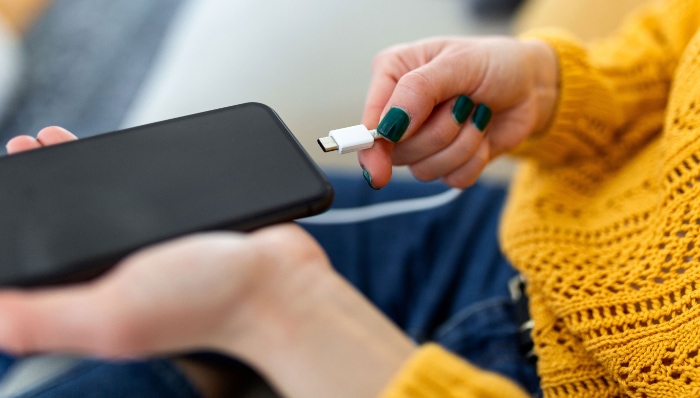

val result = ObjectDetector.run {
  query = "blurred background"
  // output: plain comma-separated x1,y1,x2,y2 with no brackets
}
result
0,1,648,395
0,0,645,181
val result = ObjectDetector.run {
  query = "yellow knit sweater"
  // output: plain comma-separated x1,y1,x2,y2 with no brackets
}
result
381,0,700,396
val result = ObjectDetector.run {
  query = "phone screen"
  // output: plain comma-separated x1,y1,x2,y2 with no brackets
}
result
0,103,333,287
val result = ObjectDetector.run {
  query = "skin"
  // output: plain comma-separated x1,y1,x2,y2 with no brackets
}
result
0,36,559,397
359,37,558,189
5,129,416,398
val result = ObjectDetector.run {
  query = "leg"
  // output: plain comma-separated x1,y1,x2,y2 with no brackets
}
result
301,174,540,394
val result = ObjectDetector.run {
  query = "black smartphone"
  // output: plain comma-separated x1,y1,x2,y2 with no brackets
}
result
0,103,333,287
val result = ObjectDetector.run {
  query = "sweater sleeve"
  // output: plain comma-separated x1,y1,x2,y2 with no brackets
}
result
512,0,700,165
379,344,529,398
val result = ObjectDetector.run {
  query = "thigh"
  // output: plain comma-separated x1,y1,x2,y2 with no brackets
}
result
300,173,541,395
301,173,517,340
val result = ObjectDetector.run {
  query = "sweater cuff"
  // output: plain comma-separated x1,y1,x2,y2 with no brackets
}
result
379,344,529,398
511,29,621,165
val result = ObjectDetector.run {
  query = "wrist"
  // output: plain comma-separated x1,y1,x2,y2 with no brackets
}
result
219,229,416,398
263,274,417,398
523,39,559,134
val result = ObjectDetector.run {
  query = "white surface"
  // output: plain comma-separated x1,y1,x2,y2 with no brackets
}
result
123,0,510,170
0,17,22,123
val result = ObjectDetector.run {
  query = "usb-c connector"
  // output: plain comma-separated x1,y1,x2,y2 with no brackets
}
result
317,125,381,154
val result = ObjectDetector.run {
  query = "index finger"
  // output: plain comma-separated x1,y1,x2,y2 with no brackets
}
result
6,127,78,155
358,59,401,188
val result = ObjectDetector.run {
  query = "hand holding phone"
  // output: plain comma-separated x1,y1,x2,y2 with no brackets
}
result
0,103,333,287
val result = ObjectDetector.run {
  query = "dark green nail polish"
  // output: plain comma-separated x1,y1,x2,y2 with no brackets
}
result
452,95,475,125
377,107,410,142
362,167,379,190
472,104,492,132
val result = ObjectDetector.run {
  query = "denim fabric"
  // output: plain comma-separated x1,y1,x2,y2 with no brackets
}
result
0,174,540,396
0,356,198,398
303,173,540,395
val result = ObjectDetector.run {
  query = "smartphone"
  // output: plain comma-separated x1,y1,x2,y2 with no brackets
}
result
0,103,333,287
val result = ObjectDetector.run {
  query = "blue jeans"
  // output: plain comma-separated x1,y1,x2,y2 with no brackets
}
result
0,174,540,397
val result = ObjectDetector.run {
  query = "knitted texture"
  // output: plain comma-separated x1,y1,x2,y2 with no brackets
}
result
380,344,529,398
502,0,700,396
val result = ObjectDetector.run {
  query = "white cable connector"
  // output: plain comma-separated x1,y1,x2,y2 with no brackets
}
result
317,125,382,154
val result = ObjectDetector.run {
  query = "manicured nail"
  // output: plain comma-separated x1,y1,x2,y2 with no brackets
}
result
362,167,379,190
377,107,410,142
471,104,492,132
452,95,475,125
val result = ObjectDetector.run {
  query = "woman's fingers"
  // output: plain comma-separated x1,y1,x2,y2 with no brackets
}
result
365,93,492,187
361,51,402,130
359,39,492,189
440,140,491,188
373,41,488,144
36,126,78,146
6,136,41,154
358,47,409,189
6,126,77,155
357,37,556,190
390,100,462,166
357,139,394,189
359,97,490,189
407,118,487,182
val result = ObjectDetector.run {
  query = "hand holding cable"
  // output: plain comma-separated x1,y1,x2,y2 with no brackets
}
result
318,36,559,190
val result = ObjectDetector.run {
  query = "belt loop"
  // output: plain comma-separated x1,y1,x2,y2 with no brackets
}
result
509,274,537,364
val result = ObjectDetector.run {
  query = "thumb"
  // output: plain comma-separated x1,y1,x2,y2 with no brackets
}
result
0,287,115,357
357,139,394,190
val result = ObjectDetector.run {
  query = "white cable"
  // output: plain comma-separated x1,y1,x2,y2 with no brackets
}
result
299,188,463,225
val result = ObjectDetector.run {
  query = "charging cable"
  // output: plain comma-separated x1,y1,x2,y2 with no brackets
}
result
317,125,382,154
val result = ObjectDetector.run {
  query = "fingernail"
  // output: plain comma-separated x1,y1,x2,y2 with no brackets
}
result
471,104,492,132
362,167,379,190
377,107,410,142
452,95,475,125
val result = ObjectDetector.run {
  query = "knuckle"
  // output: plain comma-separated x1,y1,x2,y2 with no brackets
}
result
371,50,392,70
444,157,488,189
409,164,438,182
399,70,433,101
427,126,455,150
456,137,480,159
371,46,405,73
444,172,478,189
255,225,326,266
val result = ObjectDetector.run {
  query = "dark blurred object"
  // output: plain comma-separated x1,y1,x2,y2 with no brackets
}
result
0,0,185,148
470,0,526,18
